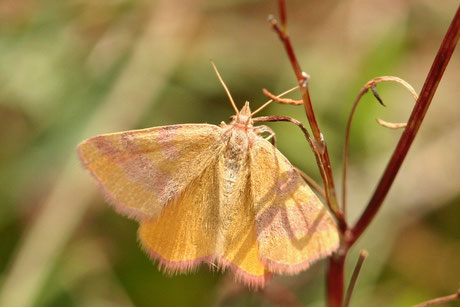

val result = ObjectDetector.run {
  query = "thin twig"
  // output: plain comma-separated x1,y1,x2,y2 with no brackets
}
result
350,6,460,243
263,88,303,105
344,250,368,307
413,288,460,307
253,116,316,156
376,118,407,129
252,85,299,116
343,76,418,218
278,0,287,32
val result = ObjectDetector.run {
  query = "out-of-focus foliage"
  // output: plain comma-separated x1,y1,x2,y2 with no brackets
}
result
0,0,459,306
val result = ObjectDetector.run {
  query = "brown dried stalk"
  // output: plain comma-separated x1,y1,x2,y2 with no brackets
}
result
376,118,407,129
262,88,303,105
413,288,460,307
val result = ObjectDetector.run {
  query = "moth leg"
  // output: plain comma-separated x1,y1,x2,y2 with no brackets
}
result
254,125,277,146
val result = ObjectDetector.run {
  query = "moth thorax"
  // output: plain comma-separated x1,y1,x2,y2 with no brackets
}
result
221,131,249,206
227,130,249,156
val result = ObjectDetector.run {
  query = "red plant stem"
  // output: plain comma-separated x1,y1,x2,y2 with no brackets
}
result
327,252,347,307
269,2,345,229
278,0,287,32
269,17,319,139
350,5,460,243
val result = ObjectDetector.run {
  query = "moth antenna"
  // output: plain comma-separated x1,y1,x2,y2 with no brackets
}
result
251,85,299,116
211,60,239,114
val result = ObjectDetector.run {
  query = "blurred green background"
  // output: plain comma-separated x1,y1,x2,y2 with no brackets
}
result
0,0,459,306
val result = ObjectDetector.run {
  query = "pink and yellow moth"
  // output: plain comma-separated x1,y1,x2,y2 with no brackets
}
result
77,66,339,288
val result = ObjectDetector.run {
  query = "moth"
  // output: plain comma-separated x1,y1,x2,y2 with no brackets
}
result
77,65,339,288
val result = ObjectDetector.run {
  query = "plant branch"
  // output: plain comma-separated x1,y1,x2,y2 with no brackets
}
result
278,0,287,32
327,253,347,307
413,288,460,307
269,0,344,229
263,88,303,105
253,116,314,149
344,250,368,307
376,118,407,129
350,6,460,243
342,76,418,218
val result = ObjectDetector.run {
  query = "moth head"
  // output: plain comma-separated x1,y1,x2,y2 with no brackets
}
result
232,101,253,128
